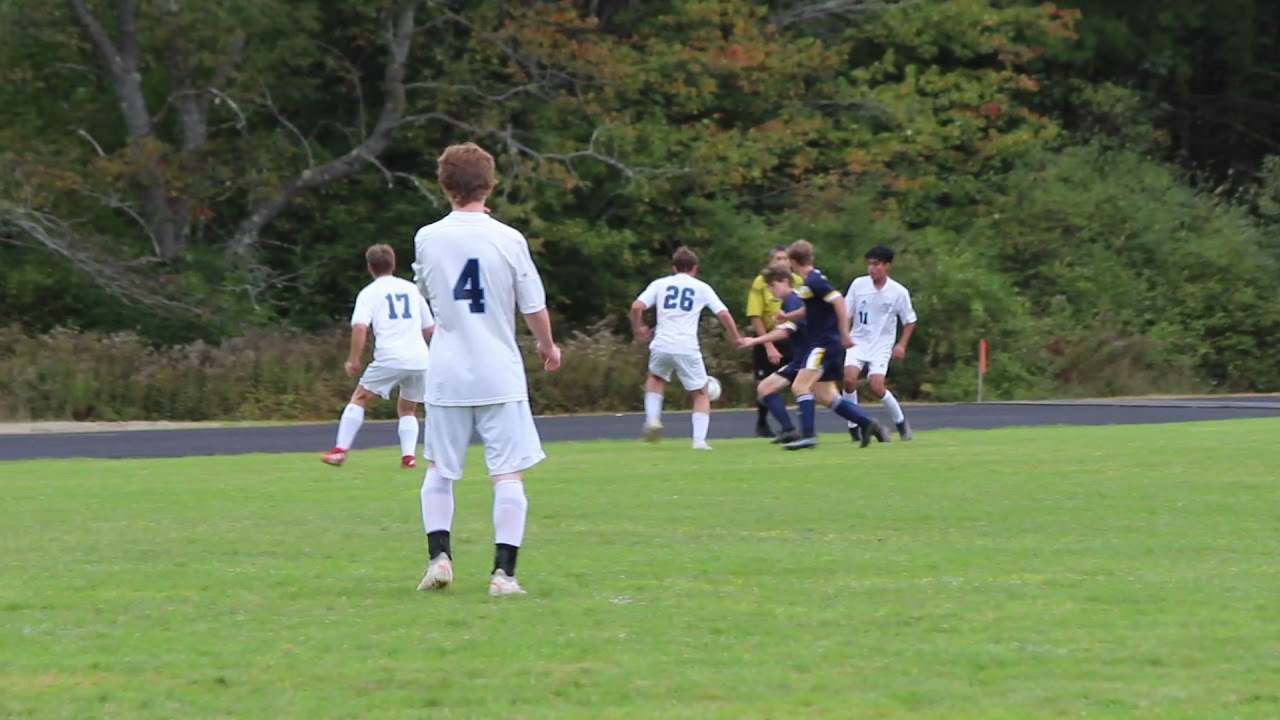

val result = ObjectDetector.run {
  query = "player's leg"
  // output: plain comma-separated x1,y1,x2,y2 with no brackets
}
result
396,370,428,467
751,343,775,437
868,360,910,439
322,379,380,466
757,371,798,443
842,352,867,442
416,404,471,591
476,401,547,596
675,354,713,450
811,378,887,448
644,352,673,441
789,347,825,445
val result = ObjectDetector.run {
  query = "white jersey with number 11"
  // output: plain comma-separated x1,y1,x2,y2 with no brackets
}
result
412,211,548,407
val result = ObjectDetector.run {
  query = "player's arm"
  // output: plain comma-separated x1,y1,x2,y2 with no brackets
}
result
829,291,853,348
631,281,658,343
775,304,805,323
894,291,919,359
745,278,772,335
740,322,793,348
418,292,436,344
715,309,742,345
346,324,369,377
704,288,741,344
510,235,561,371
630,300,652,343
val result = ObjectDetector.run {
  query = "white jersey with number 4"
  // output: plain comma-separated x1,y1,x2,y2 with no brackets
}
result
635,273,728,355
351,275,433,370
412,211,547,406
844,276,917,350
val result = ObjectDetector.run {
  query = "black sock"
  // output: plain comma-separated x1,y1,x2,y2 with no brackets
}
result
428,530,451,560
756,402,769,424
494,543,519,577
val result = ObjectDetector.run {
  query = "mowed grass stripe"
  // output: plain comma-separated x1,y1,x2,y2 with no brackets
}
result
3,419,1278,719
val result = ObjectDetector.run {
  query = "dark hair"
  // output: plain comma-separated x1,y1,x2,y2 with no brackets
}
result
769,244,788,257
672,246,699,272
761,263,794,284
366,244,396,275
787,239,814,266
865,245,895,263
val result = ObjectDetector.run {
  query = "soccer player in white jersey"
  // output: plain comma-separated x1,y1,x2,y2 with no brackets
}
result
322,244,434,469
411,142,561,598
843,245,918,441
630,247,743,450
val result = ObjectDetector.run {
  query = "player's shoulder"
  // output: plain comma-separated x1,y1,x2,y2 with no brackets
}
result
849,275,874,291
750,273,768,289
885,276,911,294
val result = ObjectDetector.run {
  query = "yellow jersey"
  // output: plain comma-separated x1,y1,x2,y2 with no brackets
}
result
745,272,806,332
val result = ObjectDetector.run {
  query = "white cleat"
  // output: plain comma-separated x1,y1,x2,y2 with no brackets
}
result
642,421,663,443
489,569,527,597
416,554,453,591
691,441,713,450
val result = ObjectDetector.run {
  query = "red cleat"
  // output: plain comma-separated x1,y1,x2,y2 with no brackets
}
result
321,448,347,466
401,455,417,469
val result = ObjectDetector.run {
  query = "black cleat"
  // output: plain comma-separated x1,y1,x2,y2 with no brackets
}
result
755,422,774,439
771,429,801,444
896,419,913,441
848,425,862,443
860,420,890,448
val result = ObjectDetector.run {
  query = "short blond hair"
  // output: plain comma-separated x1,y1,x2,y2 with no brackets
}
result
787,240,814,266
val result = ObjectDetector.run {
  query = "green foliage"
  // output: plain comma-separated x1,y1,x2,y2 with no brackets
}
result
2,0,1279,417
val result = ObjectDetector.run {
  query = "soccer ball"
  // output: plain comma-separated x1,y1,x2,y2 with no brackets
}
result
704,376,722,402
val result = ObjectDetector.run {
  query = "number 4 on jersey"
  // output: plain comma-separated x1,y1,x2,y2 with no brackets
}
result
452,258,486,313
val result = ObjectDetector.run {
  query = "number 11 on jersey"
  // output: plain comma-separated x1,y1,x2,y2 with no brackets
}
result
452,258,486,313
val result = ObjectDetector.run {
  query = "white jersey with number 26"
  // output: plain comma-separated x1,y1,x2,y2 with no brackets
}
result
412,211,548,407
635,273,727,355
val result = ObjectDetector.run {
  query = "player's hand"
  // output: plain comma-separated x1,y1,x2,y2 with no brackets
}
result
892,343,906,360
633,325,652,344
841,335,854,349
773,311,788,325
737,336,756,349
344,360,362,377
765,345,782,364
538,342,562,372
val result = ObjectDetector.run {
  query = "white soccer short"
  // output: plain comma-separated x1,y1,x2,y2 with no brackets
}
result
358,363,428,402
647,351,709,391
844,345,892,376
424,400,546,480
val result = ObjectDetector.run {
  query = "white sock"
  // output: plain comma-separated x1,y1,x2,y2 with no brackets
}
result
644,392,664,425
843,391,858,428
493,479,528,547
691,411,710,444
335,403,365,450
397,415,419,458
420,466,454,535
881,389,905,423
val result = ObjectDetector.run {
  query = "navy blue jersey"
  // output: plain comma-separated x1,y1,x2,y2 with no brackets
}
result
775,291,807,350
798,269,843,348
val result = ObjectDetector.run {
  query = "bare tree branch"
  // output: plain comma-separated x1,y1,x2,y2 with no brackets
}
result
227,0,420,260
67,0,183,260
0,201,197,312
772,0,918,29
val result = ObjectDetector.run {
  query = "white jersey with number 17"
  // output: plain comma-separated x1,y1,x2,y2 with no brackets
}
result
412,210,548,407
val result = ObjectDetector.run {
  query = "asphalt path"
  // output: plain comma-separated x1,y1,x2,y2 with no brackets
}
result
2,395,1278,461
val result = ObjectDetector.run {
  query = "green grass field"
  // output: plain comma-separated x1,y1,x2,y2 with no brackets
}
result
4,419,1279,719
